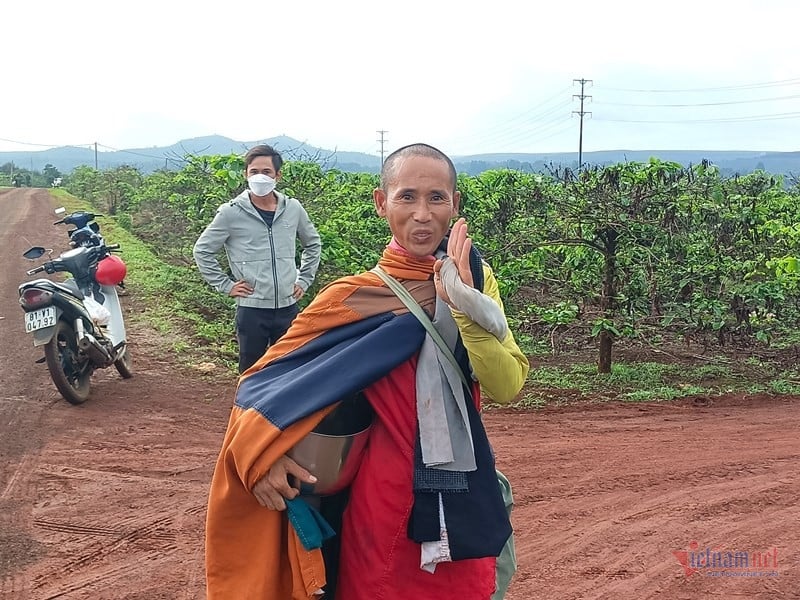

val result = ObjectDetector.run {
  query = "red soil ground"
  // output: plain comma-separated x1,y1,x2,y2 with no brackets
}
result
1,188,797,599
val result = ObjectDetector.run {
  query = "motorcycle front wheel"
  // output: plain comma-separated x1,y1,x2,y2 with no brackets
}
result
113,344,133,379
44,320,92,405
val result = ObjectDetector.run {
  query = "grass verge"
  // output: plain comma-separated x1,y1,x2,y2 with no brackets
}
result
49,190,800,405
51,190,239,377
507,355,800,409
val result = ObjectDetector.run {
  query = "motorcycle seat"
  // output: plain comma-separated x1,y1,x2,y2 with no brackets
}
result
53,279,82,298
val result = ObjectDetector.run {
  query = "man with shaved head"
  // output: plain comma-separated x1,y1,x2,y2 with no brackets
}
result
206,143,529,599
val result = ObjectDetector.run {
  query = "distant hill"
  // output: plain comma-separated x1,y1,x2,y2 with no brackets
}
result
1,135,798,179
452,149,800,179
0,135,383,175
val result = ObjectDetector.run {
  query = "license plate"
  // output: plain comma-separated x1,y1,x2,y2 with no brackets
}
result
24,307,57,333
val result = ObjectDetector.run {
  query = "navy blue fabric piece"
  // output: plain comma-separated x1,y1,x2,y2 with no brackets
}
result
469,246,485,293
413,425,469,493
406,281,511,558
408,394,512,560
408,490,440,543
404,259,508,557
235,312,426,429
286,497,336,551
436,234,485,293
237,284,509,561
411,332,472,495
413,465,469,493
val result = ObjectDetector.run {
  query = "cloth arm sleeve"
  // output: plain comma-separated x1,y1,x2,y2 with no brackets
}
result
451,265,529,404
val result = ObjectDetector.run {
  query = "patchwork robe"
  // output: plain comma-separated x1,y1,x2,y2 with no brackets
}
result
205,248,529,599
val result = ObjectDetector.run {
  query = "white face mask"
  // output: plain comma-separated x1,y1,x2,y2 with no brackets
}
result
248,174,276,197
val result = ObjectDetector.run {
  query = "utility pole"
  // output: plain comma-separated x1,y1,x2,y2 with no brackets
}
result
572,78,592,171
376,130,388,166
94,142,98,170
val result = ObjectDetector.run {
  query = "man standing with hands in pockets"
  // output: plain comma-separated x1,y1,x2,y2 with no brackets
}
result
193,144,321,373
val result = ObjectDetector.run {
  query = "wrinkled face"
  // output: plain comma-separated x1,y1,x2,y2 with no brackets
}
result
246,155,281,180
373,155,460,258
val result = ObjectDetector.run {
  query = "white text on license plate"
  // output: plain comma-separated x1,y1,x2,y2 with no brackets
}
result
24,307,57,333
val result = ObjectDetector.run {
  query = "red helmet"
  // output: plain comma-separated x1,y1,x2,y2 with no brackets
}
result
95,255,127,286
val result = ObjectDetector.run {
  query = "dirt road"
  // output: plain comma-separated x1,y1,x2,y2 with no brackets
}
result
0,188,797,599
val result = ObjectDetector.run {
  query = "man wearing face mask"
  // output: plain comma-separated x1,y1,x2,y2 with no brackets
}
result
193,144,322,373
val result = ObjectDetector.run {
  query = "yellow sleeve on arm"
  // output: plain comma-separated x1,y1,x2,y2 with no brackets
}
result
451,264,530,404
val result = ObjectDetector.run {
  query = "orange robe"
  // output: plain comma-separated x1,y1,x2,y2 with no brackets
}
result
205,250,439,599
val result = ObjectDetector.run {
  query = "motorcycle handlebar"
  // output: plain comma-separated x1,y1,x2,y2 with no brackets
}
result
107,244,121,251
54,213,103,226
26,265,45,276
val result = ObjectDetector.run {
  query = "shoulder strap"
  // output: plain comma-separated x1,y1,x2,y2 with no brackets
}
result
372,266,470,389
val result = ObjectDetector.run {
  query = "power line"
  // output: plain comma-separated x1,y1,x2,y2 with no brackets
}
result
447,86,572,150
0,136,94,150
593,111,800,124
481,116,574,151
593,76,800,94
95,142,175,160
468,101,572,147
595,93,800,108
0,136,168,162
591,75,800,146
481,86,572,130
510,121,575,148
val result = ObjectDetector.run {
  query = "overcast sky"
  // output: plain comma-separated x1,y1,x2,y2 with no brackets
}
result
2,0,799,157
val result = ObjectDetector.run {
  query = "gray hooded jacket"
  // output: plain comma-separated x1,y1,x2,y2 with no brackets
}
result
192,190,322,309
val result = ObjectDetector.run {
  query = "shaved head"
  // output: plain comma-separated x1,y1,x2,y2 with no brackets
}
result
380,143,457,193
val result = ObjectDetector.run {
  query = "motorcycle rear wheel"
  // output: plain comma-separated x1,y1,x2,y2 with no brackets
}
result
113,344,133,379
44,320,92,405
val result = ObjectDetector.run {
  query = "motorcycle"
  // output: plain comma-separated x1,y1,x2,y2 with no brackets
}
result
19,209,132,405
54,206,128,294
56,206,104,247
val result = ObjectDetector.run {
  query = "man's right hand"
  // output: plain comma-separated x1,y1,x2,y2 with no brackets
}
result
229,279,254,298
251,455,317,511
434,218,473,308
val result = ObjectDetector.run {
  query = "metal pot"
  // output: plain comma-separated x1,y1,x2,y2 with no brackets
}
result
288,392,373,496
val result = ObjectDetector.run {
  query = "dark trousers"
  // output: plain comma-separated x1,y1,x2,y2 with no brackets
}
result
319,490,349,599
235,304,299,373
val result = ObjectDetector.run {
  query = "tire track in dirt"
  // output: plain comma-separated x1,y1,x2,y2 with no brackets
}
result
25,470,203,598
34,556,167,600
513,472,797,599
11,401,226,597
4,188,799,598
0,397,51,501
0,188,233,599
0,189,69,599
487,400,800,600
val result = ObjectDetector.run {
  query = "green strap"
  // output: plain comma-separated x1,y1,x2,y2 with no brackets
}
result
372,266,470,390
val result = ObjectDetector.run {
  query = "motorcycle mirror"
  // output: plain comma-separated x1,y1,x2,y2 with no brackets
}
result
54,207,66,215
23,247,47,260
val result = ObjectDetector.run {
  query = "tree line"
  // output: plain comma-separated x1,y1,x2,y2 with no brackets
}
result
57,155,800,372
